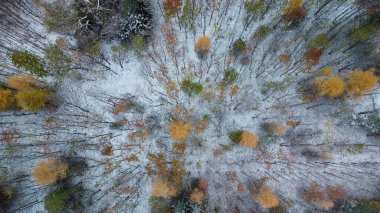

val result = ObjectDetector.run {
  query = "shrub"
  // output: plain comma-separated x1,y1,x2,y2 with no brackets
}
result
181,80,203,94
0,88,15,111
233,38,246,55
10,51,47,77
44,44,72,78
6,74,38,90
44,188,70,213
130,36,147,57
82,41,102,56
317,77,346,98
164,0,182,17
32,159,68,185
168,121,191,141
195,36,211,55
15,88,50,113
223,69,238,85
347,69,378,97
255,187,279,209
152,179,179,198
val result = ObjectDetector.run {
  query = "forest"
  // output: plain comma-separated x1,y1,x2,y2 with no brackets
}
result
0,0,379,212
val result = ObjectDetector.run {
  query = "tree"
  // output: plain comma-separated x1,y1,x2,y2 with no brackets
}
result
195,36,211,55
223,69,238,85
189,188,205,204
44,44,72,78
284,0,307,23
240,131,259,148
44,188,70,213
164,0,181,18
0,88,15,111
317,77,346,98
168,121,191,141
10,51,47,77
304,48,323,66
347,69,378,97
6,74,38,90
255,187,279,209
15,88,50,113
44,187,83,213
32,159,68,185
151,179,178,198
233,38,246,55
229,130,260,148
261,122,288,136
181,80,203,95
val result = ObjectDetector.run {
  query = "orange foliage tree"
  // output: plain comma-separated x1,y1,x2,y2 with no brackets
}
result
164,0,181,18
0,88,16,111
317,77,346,98
168,121,191,141
304,48,323,66
255,187,279,209
32,159,68,185
195,36,211,55
240,131,260,148
347,69,378,97
151,179,179,198
284,0,306,23
15,88,50,112
6,74,38,90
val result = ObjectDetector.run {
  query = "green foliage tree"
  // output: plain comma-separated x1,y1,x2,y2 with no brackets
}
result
343,200,376,213
350,24,377,43
245,0,266,17
179,0,197,29
228,130,243,144
233,38,246,55
310,34,329,49
43,1,77,33
45,44,72,78
15,89,50,113
10,51,47,77
181,80,203,95
223,69,238,85
252,25,272,42
44,188,70,213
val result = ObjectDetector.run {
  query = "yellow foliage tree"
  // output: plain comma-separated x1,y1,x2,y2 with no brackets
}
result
255,187,279,209
168,121,191,141
240,131,259,148
151,179,178,198
32,159,68,185
347,69,378,97
315,199,334,210
190,188,205,204
6,74,38,90
195,36,211,54
15,88,50,113
317,77,346,98
0,88,16,111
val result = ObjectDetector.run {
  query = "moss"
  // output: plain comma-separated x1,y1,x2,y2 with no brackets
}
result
223,69,238,85
229,130,243,144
